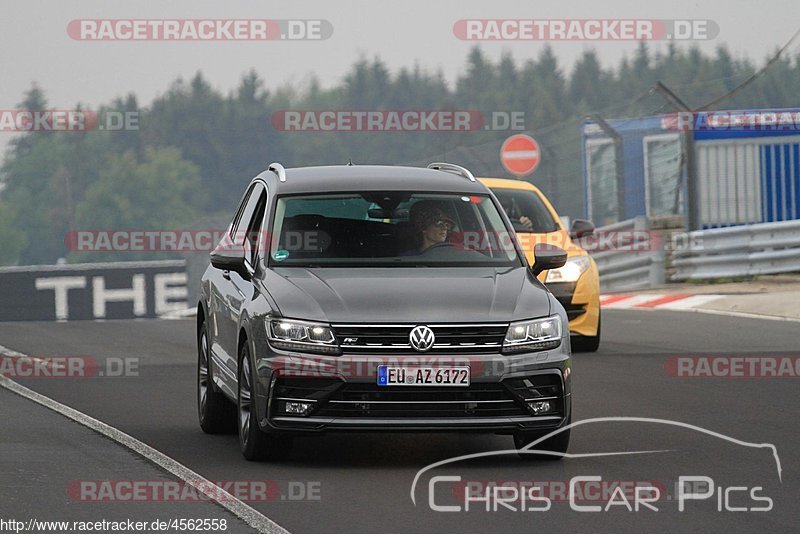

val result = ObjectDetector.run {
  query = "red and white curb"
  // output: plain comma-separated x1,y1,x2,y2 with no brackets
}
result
600,293,722,310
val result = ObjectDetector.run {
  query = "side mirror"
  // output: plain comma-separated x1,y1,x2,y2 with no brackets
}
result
531,244,568,276
210,243,253,279
570,219,595,239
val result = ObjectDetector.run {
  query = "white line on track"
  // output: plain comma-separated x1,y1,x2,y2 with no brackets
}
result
0,344,289,534
678,306,800,323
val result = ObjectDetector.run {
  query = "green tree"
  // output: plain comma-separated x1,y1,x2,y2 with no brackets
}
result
3,43,800,266
71,147,205,262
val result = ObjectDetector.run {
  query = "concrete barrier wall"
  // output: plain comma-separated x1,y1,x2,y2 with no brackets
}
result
0,260,187,321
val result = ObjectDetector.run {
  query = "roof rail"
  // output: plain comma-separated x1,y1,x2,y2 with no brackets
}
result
427,162,476,182
268,162,286,182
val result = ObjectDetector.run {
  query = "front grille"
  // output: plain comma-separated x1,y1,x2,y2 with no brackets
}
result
315,383,526,418
270,373,564,420
332,323,508,354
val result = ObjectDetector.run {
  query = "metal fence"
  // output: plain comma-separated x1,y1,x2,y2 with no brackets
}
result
671,219,800,280
589,217,666,291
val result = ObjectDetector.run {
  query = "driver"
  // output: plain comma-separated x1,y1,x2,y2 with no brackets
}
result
500,198,533,230
405,200,457,254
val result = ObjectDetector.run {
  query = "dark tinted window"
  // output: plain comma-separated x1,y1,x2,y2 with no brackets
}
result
231,182,266,246
270,192,521,267
245,189,268,266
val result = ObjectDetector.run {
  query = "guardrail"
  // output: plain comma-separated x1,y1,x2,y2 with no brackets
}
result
588,217,666,291
671,219,800,280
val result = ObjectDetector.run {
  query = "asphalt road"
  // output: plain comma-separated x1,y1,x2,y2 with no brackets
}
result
0,386,255,533
0,311,798,533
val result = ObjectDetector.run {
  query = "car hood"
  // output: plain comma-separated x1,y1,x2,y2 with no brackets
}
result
263,266,551,323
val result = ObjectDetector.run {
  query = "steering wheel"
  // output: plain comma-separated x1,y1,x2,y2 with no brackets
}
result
421,241,458,254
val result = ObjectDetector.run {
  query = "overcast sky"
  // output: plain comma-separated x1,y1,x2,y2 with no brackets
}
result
1,0,798,154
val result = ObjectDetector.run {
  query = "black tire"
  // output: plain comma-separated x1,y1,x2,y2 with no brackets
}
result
197,322,235,434
237,340,293,461
572,313,601,352
513,415,571,460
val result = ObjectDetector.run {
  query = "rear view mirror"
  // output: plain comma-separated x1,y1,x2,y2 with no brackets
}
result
531,244,568,276
368,207,409,219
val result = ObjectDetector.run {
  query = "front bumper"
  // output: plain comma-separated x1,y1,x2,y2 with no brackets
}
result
251,344,572,434
546,267,600,338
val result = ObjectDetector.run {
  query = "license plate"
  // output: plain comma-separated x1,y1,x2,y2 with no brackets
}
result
377,365,470,386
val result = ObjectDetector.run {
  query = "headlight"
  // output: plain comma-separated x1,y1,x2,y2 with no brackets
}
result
502,315,562,353
266,318,340,354
545,255,590,283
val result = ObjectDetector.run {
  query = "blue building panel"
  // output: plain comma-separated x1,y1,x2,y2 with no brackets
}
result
582,108,800,227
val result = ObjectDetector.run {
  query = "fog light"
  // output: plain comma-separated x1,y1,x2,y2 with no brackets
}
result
283,401,313,415
528,400,552,415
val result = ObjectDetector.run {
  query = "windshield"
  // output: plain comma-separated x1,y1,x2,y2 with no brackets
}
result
490,187,561,233
269,192,522,267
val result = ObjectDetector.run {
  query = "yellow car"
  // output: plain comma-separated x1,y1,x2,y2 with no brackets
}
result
480,177,601,352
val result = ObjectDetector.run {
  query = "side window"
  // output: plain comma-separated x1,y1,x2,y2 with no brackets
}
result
231,183,265,247
245,190,268,266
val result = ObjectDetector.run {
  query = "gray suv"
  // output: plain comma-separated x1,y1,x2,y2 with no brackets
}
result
197,163,572,460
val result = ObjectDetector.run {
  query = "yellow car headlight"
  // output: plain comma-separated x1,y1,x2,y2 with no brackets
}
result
545,256,590,283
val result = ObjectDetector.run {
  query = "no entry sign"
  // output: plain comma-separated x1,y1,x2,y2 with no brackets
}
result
500,134,540,176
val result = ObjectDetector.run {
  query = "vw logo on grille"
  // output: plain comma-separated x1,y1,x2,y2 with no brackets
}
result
409,325,435,352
